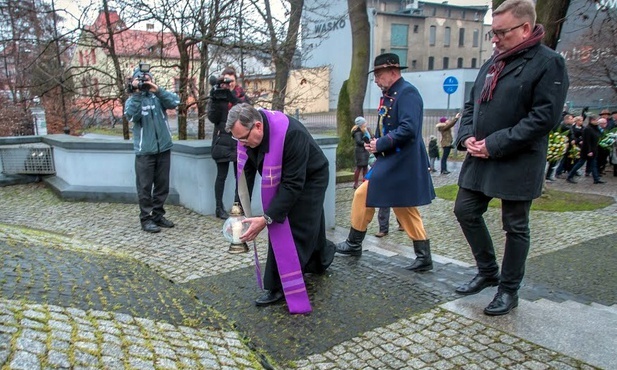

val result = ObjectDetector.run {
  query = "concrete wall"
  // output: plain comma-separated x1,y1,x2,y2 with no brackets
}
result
0,134,339,229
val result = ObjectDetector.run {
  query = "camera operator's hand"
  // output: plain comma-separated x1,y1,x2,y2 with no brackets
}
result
143,81,159,93
131,76,159,94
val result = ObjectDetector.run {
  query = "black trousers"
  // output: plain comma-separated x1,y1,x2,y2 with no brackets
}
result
441,146,452,172
454,187,532,294
214,161,238,209
135,150,171,223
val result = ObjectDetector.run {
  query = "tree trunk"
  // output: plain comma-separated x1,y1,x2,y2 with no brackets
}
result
177,43,190,140
347,0,370,118
535,0,570,49
270,0,303,111
335,0,370,170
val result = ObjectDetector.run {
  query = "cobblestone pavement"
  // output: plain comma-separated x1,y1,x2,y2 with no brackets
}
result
0,165,615,369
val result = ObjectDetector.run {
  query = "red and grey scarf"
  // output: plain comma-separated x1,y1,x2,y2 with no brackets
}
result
480,24,546,102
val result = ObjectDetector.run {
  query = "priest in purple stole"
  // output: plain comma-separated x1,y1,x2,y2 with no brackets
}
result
225,103,336,312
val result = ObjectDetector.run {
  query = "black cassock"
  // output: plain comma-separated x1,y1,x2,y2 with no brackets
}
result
243,112,334,291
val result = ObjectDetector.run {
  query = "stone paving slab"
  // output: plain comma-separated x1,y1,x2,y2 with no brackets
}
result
524,233,617,306
184,251,468,366
293,307,598,370
0,298,262,370
442,290,616,370
1,169,615,369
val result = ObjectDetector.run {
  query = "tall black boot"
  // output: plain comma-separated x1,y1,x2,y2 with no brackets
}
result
335,227,366,256
405,240,433,272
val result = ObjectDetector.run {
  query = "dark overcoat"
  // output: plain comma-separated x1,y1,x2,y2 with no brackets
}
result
242,113,331,290
455,44,569,201
352,128,370,167
367,77,435,207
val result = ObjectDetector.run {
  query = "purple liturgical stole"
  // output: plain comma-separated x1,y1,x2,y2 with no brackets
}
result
236,109,312,314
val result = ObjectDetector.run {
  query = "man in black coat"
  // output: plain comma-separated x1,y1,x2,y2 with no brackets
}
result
566,115,605,184
225,103,335,310
453,0,569,316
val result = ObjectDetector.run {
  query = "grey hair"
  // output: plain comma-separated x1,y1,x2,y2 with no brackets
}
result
225,103,261,132
493,0,537,28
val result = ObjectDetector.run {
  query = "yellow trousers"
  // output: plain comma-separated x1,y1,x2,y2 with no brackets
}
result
350,181,427,240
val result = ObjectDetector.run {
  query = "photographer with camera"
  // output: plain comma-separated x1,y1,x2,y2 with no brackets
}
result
207,66,252,219
125,63,180,233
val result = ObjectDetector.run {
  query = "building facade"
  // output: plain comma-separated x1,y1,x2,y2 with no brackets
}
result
555,0,617,110
303,0,489,110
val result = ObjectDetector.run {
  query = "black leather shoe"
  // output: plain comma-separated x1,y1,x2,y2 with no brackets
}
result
594,180,606,184
441,170,451,175
154,217,175,228
484,291,519,316
566,177,577,184
215,207,229,220
255,290,284,306
455,274,499,295
141,220,161,233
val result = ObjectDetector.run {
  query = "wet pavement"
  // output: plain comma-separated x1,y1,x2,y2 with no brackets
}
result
0,165,616,369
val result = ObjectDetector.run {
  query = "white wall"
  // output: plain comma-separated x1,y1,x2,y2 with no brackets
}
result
7,135,339,230
366,68,480,111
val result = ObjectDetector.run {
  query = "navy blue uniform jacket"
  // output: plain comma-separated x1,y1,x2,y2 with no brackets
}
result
367,77,435,207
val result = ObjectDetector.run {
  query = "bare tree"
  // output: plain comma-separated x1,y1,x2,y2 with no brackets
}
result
195,0,239,140
560,2,616,104
245,0,303,111
336,0,370,170
0,0,74,135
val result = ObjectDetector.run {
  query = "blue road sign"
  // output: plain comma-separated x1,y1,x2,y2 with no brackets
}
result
443,76,459,95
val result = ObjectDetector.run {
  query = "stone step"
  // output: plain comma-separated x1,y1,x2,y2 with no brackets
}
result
442,291,616,370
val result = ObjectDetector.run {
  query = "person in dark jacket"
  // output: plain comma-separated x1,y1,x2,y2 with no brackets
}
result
452,0,569,316
225,103,335,311
125,66,180,233
566,115,605,184
351,116,371,189
336,53,436,272
428,135,440,173
207,66,252,219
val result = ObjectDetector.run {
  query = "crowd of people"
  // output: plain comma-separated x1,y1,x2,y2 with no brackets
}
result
549,109,617,184
124,0,613,317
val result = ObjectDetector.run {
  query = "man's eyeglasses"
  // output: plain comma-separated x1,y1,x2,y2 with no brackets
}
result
232,124,254,142
487,23,526,40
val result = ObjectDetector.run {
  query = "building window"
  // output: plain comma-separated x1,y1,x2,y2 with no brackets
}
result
391,24,409,67
461,10,466,19
457,58,463,68
459,28,465,47
443,57,449,69
473,29,479,47
428,57,434,70
391,24,408,47
93,78,99,96
444,27,451,47
413,25,419,33
471,58,477,68
429,26,436,46
432,7,436,16
411,60,417,69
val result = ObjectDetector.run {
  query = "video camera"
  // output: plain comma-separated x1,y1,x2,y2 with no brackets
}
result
208,75,235,101
127,62,151,93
